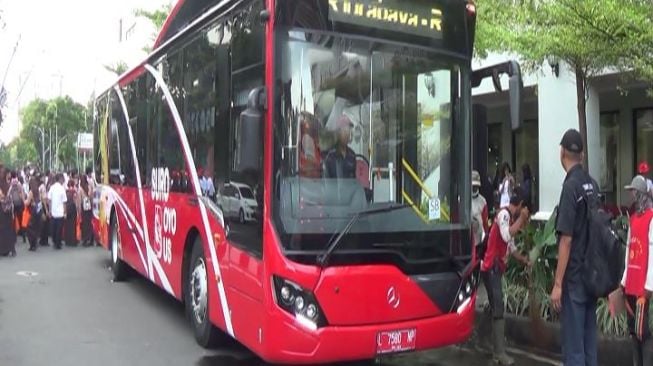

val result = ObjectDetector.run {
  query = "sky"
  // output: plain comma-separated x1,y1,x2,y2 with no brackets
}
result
0,0,171,144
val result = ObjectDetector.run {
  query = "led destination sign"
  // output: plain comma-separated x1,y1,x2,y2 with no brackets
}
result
328,0,443,39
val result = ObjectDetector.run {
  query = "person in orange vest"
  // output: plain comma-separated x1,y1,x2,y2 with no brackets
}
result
622,175,653,366
481,186,531,365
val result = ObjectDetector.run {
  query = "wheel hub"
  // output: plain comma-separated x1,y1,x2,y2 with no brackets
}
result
190,258,208,324
111,222,119,264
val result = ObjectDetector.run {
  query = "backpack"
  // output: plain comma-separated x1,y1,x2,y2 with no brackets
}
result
10,183,22,206
580,179,625,298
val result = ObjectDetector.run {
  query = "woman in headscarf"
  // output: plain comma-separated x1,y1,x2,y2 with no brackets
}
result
63,178,79,247
25,175,46,251
621,175,653,366
0,167,17,256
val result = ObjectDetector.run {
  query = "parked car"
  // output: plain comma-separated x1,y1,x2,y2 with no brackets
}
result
217,182,258,224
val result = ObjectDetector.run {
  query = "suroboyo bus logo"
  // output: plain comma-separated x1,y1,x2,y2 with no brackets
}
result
152,167,171,202
152,167,176,265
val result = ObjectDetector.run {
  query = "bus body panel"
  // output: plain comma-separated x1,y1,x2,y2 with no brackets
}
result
314,265,443,326
259,293,476,364
92,0,481,363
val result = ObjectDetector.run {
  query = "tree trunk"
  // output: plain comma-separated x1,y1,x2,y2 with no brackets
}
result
575,66,589,171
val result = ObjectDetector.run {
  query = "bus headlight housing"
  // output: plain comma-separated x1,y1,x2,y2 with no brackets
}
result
453,273,477,314
273,276,327,330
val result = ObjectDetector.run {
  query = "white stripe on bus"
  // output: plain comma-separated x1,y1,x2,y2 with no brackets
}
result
144,64,234,337
113,85,158,284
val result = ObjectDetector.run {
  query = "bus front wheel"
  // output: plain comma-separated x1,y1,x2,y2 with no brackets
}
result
185,237,226,348
109,214,129,281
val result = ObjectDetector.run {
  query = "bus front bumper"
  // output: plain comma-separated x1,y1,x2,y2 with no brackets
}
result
261,294,476,364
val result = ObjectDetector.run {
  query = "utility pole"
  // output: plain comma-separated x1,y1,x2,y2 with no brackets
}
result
1,35,20,92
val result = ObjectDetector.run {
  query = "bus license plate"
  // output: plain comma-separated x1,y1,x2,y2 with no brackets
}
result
376,328,417,354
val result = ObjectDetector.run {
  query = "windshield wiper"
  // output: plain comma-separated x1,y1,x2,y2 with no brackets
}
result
317,203,409,267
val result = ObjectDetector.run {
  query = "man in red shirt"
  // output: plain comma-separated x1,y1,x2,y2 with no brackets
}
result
621,175,653,365
481,186,531,365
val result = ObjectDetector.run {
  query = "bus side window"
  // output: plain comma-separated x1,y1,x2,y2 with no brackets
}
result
225,0,265,257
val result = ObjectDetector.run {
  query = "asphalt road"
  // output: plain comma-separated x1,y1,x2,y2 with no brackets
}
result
0,241,558,366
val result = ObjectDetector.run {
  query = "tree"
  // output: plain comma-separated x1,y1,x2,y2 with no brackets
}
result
19,96,89,171
104,61,129,76
476,0,653,169
135,3,173,52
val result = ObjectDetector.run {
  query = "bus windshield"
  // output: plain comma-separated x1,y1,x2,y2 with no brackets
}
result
273,27,471,255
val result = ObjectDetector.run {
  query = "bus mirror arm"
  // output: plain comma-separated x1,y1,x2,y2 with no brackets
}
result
235,87,266,174
471,60,523,131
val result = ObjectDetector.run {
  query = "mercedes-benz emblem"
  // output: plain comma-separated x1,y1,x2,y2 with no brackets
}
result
387,286,401,309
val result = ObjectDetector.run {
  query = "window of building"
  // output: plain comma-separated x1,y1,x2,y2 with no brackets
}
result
487,122,502,188
635,108,653,176
599,112,620,204
513,119,538,210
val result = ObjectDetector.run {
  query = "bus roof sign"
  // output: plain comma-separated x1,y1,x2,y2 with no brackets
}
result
328,0,443,39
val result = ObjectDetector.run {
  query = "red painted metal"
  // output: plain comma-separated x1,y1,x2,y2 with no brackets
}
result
91,0,477,363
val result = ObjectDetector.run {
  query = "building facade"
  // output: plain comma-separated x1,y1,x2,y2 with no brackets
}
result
473,54,653,214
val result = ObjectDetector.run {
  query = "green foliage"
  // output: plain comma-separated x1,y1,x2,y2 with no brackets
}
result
504,210,559,322
596,298,628,338
16,96,89,171
134,3,173,52
475,0,653,168
104,61,128,76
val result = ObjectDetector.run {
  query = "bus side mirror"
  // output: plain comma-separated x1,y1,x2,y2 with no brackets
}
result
508,61,523,131
235,87,266,173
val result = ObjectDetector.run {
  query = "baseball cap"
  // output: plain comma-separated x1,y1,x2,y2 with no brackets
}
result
472,170,481,187
639,161,650,175
560,129,583,153
625,175,649,194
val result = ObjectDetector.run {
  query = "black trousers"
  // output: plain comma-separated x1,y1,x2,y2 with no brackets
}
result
27,213,44,249
481,263,505,319
40,216,50,245
51,217,64,248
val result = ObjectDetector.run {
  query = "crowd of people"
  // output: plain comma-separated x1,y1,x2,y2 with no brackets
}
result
473,128,653,366
0,164,96,257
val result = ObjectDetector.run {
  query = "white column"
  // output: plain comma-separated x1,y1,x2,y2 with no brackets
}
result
537,62,580,213
585,83,601,187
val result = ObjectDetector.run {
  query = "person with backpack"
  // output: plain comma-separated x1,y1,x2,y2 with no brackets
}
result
621,175,653,366
481,186,531,365
9,171,26,243
551,129,600,366
25,175,46,251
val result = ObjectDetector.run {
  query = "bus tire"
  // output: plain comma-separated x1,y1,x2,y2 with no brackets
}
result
110,214,129,281
186,237,225,348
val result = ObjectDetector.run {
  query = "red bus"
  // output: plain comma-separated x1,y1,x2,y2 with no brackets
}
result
93,0,522,363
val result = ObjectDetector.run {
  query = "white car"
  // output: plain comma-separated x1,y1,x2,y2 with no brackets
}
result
217,182,258,224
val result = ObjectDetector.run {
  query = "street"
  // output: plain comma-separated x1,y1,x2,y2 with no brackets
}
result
0,242,557,366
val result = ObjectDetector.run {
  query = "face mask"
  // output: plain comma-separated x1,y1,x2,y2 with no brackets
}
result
472,187,480,197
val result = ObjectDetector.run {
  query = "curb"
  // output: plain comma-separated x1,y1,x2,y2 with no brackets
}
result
472,310,632,366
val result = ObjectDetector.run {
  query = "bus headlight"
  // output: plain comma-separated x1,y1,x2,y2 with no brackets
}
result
273,276,327,330
454,276,476,314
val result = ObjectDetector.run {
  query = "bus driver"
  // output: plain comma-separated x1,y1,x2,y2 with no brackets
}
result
324,115,357,180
